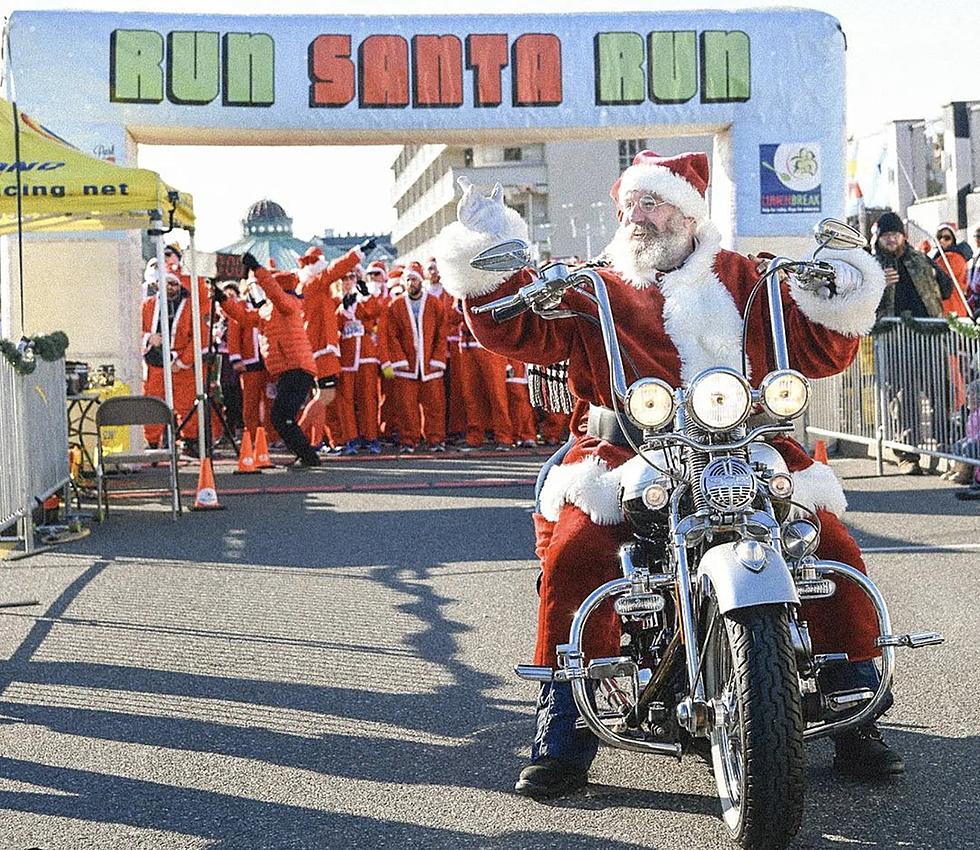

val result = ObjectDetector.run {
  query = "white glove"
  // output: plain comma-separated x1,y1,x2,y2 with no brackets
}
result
456,176,508,235
815,260,862,300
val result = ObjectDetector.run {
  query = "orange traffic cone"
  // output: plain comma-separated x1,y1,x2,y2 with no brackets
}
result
233,430,261,475
253,426,274,469
813,439,829,465
191,457,225,510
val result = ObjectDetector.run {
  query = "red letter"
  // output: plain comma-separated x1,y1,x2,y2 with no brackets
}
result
413,35,462,107
359,35,409,108
309,35,354,107
466,34,508,107
513,34,562,106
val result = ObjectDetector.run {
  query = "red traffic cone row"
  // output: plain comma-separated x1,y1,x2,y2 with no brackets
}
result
813,439,829,465
233,430,261,475
253,426,274,469
192,457,225,511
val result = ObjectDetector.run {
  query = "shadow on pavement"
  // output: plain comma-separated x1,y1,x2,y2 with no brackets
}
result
0,757,670,850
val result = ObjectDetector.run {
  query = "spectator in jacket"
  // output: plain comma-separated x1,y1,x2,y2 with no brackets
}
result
873,212,954,474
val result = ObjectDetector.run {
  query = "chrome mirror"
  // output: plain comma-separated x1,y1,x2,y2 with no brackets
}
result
469,239,531,272
813,218,866,252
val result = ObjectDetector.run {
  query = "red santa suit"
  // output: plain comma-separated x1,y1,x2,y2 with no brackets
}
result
506,360,539,445
458,319,514,448
297,248,360,448
386,289,448,448
226,306,274,441
141,283,204,445
337,289,384,444
437,151,888,670
424,278,466,440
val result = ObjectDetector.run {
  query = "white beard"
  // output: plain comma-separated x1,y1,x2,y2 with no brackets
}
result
605,222,692,280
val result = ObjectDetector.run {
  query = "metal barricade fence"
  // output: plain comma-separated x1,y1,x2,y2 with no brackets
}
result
0,356,26,531
807,318,980,474
0,355,70,554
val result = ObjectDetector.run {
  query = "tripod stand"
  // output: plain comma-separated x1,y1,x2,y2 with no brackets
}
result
177,287,238,458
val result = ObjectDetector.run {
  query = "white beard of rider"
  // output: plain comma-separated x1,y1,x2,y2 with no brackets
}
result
606,209,693,278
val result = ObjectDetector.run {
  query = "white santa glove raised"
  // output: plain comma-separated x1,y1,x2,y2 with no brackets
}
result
456,176,509,235
807,259,863,301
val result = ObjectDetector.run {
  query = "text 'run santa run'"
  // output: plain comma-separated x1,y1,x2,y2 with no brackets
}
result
109,29,751,109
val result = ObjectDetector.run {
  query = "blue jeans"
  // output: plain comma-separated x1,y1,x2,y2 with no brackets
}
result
531,681,598,770
820,659,894,721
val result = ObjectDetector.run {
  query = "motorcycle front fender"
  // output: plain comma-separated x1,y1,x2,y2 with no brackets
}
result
697,541,800,615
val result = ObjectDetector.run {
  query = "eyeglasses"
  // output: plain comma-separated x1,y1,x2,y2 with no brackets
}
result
623,193,670,218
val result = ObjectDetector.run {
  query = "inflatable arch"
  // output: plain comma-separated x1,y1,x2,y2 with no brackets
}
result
3,9,846,381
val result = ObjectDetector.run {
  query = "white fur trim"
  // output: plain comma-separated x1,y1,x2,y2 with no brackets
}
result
789,248,886,337
435,207,529,300
605,221,748,384
538,456,625,526
792,461,848,519
618,163,708,221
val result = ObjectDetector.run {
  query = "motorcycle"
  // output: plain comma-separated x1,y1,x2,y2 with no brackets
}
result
468,219,943,849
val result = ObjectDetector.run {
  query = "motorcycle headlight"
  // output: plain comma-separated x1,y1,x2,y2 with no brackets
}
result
688,369,752,431
624,378,675,430
761,370,810,420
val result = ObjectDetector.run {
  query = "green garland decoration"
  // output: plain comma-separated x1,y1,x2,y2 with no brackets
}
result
871,312,980,339
0,331,69,375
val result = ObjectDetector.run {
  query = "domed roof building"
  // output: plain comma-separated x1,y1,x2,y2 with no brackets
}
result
215,199,316,279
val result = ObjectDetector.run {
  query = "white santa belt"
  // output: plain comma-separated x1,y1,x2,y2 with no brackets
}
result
539,451,848,527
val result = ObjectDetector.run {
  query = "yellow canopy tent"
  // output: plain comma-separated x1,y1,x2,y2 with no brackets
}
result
0,98,193,234
0,99,207,465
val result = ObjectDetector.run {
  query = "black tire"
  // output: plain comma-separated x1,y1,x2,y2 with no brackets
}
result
703,603,805,850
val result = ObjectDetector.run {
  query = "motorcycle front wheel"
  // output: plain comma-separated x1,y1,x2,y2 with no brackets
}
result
702,602,805,850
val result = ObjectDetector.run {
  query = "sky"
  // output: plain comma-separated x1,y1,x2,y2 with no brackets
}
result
1,0,976,252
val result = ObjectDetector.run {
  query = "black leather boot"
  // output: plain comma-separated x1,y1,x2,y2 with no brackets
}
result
514,757,588,799
833,722,905,778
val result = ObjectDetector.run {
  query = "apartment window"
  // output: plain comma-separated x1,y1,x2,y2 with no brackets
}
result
510,202,527,221
619,139,644,171
463,148,474,167
503,147,523,162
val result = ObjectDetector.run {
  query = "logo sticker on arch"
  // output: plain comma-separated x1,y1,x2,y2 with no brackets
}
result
760,143,822,214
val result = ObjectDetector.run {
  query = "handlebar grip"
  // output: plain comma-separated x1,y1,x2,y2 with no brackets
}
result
491,297,531,323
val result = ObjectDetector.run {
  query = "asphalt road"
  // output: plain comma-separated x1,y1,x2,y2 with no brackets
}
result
0,451,976,849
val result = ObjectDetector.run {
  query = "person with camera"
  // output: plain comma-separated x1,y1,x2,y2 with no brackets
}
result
214,252,321,466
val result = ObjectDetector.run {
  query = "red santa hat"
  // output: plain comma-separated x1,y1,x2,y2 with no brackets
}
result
389,264,405,280
366,260,388,279
610,150,709,222
404,261,424,282
298,246,324,267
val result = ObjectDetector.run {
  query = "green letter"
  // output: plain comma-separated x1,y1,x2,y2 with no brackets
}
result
223,33,275,106
701,31,750,103
167,32,220,104
110,30,164,103
594,32,645,105
648,31,696,104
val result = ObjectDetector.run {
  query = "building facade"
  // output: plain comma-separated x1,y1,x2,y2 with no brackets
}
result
850,100,980,243
391,137,712,264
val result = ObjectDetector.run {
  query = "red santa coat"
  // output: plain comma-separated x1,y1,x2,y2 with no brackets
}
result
386,291,448,381
140,288,204,442
225,308,262,370
302,248,360,380
338,293,385,370
440,215,888,666
221,267,316,380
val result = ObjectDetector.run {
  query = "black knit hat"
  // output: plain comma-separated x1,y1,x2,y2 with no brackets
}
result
876,212,905,236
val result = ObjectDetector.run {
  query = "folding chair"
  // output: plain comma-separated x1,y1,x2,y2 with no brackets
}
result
95,395,182,521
